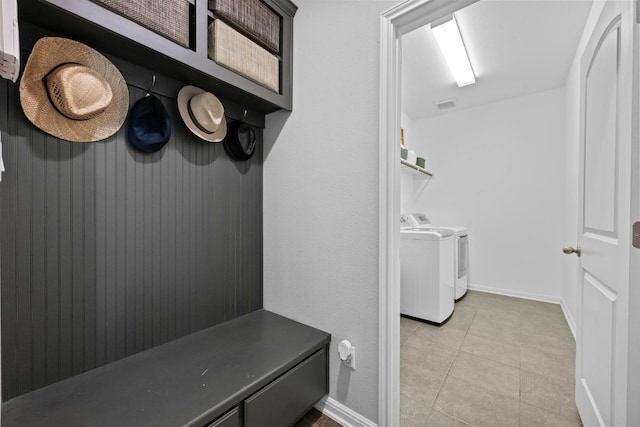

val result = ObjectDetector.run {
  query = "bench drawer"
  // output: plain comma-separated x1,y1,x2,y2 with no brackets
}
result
208,407,240,427
244,349,327,427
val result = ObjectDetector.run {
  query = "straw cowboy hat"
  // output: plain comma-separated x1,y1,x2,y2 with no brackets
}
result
19,37,129,142
177,85,227,142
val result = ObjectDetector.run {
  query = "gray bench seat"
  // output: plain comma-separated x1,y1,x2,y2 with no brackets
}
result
2,310,331,427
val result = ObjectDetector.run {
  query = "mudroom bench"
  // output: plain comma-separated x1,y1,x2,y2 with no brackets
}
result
2,310,331,427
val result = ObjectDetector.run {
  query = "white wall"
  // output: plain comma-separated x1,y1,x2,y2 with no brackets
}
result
401,111,416,148
263,1,397,423
401,113,417,213
409,88,567,301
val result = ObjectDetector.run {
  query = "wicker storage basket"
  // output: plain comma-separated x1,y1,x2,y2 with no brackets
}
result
208,20,279,93
208,0,280,53
90,0,190,48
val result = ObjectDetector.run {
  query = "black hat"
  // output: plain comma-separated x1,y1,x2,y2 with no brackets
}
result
127,95,171,153
223,120,256,161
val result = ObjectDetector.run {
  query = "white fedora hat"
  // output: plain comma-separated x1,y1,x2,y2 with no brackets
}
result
177,85,227,142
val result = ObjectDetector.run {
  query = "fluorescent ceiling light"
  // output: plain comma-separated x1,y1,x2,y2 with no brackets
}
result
431,15,475,87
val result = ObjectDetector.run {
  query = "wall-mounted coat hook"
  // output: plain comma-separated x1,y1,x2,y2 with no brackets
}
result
146,75,156,97
241,109,248,119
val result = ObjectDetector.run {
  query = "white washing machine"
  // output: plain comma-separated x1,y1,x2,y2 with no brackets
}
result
400,223,455,325
407,213,469,301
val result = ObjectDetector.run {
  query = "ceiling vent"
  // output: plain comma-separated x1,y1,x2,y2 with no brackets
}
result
435,98,458,110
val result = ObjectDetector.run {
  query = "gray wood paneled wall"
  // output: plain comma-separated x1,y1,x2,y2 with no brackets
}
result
0,53,263,400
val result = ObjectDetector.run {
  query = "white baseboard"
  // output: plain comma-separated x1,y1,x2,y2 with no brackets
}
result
468,283,562,304
468,283,577,340
314,396,377,427
560,300,577,339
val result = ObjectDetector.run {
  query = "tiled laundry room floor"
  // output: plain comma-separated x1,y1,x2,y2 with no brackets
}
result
401,290,582,427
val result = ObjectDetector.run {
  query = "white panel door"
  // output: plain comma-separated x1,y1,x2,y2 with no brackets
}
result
574,1,637,426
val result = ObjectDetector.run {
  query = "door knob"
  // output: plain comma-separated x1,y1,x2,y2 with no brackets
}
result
563,246,581,257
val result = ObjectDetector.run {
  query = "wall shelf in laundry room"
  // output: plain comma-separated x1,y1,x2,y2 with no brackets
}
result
401,159,433,177
401,159,433,197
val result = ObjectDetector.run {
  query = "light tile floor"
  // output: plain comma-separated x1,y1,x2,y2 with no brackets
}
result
401,290,582,427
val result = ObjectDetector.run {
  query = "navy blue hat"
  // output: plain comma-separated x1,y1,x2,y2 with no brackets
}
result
127,95,171,153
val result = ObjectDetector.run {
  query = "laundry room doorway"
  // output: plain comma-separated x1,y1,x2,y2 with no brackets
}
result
378,1,478,424
379,0,640,425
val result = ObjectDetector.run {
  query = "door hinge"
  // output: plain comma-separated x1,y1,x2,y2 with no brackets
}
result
633,222,640,248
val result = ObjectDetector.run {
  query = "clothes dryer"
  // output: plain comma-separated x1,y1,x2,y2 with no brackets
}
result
400,226,455,325
407,213,469,301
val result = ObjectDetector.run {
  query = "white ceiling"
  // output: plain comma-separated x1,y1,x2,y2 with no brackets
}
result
401,0,594,120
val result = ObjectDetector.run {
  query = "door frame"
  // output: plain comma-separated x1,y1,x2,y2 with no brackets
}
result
378,0,478,424
631,6,640,424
